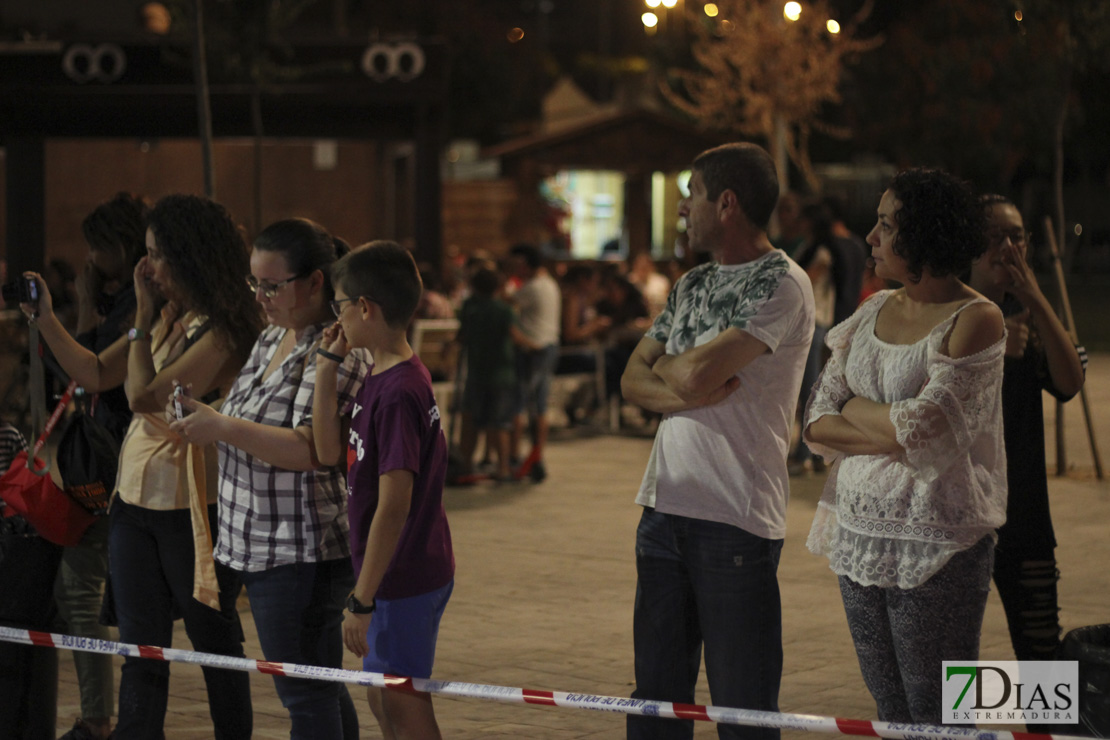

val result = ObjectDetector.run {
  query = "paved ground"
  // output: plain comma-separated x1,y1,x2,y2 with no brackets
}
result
52,354,1110,739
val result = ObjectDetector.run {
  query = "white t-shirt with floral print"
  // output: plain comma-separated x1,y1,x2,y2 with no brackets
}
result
635,250,815,540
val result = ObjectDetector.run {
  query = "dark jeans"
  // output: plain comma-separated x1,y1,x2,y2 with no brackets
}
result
628,508,783,740
240,558,359,740
109,499,252,740
0,528,62,739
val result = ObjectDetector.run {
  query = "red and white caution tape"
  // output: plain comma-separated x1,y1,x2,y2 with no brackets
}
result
0,626,1088,740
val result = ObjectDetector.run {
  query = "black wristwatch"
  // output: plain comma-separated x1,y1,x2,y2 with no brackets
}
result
346,593,376,615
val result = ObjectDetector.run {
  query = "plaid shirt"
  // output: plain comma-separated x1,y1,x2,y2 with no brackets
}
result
214,322,369,572
0,423,28,513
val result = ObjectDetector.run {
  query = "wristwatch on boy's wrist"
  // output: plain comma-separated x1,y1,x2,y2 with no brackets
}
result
346,593,376,615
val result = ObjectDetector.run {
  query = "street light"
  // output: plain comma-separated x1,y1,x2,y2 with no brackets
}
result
661,0,678,7
704,2,719,17
783,1,801,22
642,11,659,28
826,19,840,34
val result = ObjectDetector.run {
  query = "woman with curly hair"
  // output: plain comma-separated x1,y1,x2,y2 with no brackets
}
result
802,168,1007,723
23,193,262,738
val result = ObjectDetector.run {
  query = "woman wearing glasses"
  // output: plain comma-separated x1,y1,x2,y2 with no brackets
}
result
169,218,368,739
967,195,1086,661
24,194,261,738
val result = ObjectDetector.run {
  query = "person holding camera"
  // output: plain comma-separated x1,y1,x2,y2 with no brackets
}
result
57,192,149,740
23,194,262,739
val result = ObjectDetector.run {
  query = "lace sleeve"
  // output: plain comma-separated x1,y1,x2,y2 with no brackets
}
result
890,336,1004,484
802,293,882,461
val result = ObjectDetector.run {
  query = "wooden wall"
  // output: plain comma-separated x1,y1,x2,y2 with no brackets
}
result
1,140,520,276
441,178,516,259
2,138,384,271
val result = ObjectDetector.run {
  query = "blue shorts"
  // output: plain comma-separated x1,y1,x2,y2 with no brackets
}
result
362,580,453,678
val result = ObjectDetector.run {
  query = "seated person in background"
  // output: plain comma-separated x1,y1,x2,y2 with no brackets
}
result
772,190,806,258
628,253,671,318
557,263,609,426
560,263,610,357
415,262,457,321
596,270,650,402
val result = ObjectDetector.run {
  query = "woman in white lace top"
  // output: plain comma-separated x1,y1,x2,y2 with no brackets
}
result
803,168,1007,724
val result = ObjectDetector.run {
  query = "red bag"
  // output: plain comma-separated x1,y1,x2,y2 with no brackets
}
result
0,379,95,546
0,450,95,546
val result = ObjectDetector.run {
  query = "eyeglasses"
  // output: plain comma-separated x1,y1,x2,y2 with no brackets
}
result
246,273,307,299
329,296,376,317
986,228,1029,248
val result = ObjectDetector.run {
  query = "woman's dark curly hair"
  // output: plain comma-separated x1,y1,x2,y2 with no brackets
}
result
146,194,262,353
887,168,987,283
82,192,149,273
252,218,349,302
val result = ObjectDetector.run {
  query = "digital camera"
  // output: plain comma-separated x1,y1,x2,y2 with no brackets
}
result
1,277,38,306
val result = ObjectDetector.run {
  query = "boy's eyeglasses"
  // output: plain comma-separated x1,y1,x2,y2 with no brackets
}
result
246,273,307,299
329,296,377,317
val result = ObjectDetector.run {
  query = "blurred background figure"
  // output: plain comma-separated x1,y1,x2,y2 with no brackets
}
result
415,261,457,321
596,269,650,407
507,244,561,482
628,253,670,318
790,202,837,475
455,267,535,482
44,258,80,334
772,190,806,258
821,194,869,328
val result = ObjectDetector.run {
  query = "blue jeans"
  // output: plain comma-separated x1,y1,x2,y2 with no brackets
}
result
109,499,252,740
628,508,783,740
240,559,359,740
515,344,560,416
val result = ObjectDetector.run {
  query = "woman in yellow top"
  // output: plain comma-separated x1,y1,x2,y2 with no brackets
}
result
23,194,262,739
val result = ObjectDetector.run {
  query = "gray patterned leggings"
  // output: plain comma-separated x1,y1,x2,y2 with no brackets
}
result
838,537,995,724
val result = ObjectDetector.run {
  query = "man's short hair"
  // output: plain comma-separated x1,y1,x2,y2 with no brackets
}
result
332,240,423,329
509,243,542,270
693,143,780,230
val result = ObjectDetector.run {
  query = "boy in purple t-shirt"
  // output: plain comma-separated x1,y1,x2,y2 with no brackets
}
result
312,241,454,739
